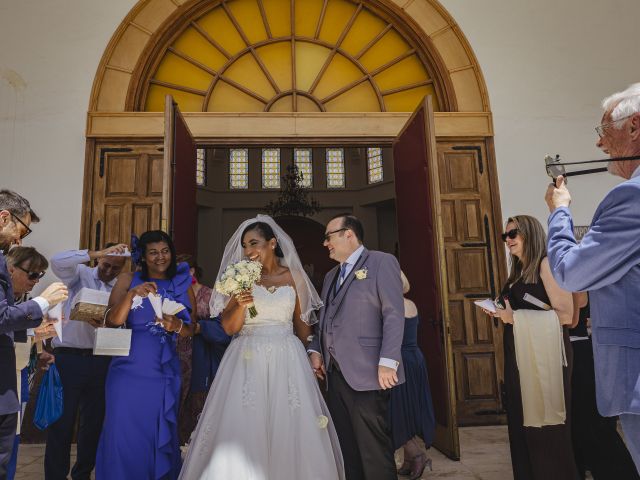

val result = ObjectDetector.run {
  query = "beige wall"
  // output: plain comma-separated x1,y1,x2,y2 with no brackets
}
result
0,0,638,290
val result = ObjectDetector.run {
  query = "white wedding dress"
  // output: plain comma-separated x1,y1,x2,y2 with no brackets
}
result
179,284,345,480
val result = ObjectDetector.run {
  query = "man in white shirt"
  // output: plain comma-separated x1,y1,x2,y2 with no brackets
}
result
44,243,126,480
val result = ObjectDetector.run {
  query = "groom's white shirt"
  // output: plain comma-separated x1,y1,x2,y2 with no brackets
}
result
309,244,399,371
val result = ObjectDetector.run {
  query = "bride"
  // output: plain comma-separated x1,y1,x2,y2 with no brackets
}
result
179,215,345,480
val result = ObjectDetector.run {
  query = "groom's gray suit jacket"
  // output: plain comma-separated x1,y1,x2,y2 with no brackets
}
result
309,248,405,391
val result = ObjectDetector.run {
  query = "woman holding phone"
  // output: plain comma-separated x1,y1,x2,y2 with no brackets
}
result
485,215,578,480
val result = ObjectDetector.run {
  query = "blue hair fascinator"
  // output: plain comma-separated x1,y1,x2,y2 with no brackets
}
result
130,234,142,265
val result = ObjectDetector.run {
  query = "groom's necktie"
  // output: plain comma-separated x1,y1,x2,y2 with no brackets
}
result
335,263,348,294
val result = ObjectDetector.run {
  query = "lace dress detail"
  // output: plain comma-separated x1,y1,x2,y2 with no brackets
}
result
179,284,345,480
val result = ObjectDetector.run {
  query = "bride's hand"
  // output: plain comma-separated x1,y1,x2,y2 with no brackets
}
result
235,291,254,307
308,352,325,380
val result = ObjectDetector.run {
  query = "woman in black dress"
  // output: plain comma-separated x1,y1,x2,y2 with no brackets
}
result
486,215,578,480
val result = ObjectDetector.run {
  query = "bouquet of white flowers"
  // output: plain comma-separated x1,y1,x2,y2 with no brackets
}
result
214,260,263,318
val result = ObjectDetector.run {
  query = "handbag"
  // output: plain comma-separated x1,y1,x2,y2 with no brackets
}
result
93,306,132,356
33,363,64,430
93,327,132,356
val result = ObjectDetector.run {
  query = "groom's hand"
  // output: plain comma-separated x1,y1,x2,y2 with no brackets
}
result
308,352,325,380
378,366,398,390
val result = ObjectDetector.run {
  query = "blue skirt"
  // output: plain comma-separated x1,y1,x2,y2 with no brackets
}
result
389,345,436,449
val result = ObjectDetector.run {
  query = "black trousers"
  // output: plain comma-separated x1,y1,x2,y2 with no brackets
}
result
44,351,110,480
327,369,396,480
570,339,639,480
0,413,17,480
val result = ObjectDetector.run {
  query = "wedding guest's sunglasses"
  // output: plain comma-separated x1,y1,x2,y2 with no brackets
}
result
501,228,520,242
17,265,46,280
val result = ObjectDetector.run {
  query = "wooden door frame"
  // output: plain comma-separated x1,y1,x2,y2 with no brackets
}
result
78,119,509,424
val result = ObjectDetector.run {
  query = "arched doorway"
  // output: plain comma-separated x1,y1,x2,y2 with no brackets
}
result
274,216,333,292
81,0,507,458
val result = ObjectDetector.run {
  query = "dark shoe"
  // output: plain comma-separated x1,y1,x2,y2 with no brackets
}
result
397,458,412,476
409,453,432,480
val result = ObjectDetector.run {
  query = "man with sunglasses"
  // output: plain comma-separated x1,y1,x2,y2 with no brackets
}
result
44,242,127,480
0,189,68,479
545,83,640,473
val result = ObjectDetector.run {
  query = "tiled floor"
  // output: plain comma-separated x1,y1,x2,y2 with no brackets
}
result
16,426,514,479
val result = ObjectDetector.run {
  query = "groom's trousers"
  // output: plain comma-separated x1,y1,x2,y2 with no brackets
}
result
328,368,396,480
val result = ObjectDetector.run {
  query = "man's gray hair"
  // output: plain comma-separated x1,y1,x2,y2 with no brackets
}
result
602,82,640,127
0,189,39,222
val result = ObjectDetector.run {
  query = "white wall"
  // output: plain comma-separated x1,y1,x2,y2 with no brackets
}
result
0,0,135,290
1,0,638,291
441,0,637,226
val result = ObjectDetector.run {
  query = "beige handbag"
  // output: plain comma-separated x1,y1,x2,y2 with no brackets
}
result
93,308,132,356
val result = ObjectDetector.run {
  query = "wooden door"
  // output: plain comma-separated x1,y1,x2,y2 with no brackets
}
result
437,141,505,426
163,96,198,256
393,97,459,459
89,143,164,250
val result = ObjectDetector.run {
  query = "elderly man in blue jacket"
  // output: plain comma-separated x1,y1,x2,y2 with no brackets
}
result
0,189,68,479
545,83,640,473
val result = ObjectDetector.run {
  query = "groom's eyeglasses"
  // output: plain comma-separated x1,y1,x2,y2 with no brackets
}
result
501,228,520,242
323,228,347,243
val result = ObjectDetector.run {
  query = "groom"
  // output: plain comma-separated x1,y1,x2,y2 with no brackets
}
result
309,214,404,480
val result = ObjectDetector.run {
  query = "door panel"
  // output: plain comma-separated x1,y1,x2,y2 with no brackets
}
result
163,96,198,256
90,144,164,251
437,142,505,426
393,97,459,459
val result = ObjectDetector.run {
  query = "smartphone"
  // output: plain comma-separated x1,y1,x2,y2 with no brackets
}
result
494,294,507,310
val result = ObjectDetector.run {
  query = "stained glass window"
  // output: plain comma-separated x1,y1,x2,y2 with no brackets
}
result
262,148,281,188
326,148,345,189
230,148,249,189
294,148,313,188
196,148,206,186
367,147,383,184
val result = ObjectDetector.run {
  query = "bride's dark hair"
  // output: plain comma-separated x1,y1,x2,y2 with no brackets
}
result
241,221,284,258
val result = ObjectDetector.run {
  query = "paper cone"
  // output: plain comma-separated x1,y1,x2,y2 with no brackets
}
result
148,293,163,321
49,303,63,341
162,298,186,316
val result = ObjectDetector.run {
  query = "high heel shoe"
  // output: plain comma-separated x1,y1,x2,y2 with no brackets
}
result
409,453,432,480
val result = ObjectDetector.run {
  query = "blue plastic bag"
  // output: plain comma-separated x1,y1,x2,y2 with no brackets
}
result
33,363,64,430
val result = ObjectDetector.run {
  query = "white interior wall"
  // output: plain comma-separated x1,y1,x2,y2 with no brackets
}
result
0,0,638,292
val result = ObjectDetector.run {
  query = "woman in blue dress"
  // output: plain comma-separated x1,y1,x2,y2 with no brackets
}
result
390,271,436,480
96,230,196,480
